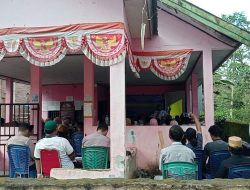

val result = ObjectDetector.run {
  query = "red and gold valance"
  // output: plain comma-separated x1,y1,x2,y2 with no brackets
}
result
0,23,192,81
130,50,192,80
0,23,127,67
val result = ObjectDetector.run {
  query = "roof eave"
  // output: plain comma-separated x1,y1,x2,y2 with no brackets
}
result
159,0,250,46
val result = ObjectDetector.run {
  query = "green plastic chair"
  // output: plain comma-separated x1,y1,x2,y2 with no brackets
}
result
81,146,109,169
162,162,198,180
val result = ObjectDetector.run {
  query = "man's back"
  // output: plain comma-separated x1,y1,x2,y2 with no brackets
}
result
34,136,74,169
159,142,195,170
8,135,35,166
82,132,110,147
216,155,250,178
204,140,228,156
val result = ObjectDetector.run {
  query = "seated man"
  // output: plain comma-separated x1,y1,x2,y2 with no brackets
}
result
71,124,84,155
82,122,110,147
216,136,250,178
204,125,228,172
159,125,195,171
34,120,75,178
7,123,36,172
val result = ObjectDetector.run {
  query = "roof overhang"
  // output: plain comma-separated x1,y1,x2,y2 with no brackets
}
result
159,0,250,46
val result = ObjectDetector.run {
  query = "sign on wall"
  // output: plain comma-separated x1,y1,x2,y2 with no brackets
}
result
84,102,92,117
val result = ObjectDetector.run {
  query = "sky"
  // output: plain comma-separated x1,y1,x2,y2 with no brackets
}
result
187,0,250,19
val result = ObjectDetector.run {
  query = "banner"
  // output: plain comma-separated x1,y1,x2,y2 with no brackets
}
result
0,23,192,80
132,50,192,80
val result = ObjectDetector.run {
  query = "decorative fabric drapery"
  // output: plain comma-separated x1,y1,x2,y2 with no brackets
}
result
130,50,192,80
0,23,127,67
0,23,192,81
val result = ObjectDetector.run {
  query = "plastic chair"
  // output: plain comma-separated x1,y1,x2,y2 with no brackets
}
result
228,164,250,179
162,162,198,180
206,150,230,179
71,133,84,157
82,146,109,169
8,144,30,178
194,150,204,180
40,149,61,177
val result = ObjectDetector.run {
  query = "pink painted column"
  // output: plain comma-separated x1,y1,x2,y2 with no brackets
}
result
83,56,94,128
93,84,98,126
185,79,191,113
110,58,125,177
5,78,13,123
191,73,198,116
30,65,42,139
202,48,214,127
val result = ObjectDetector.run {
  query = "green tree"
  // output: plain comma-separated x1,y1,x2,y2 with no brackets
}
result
214,12,250,123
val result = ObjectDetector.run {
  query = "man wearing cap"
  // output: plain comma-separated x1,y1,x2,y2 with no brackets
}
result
216,136,250,178
34,120,75,177
7,123,36,172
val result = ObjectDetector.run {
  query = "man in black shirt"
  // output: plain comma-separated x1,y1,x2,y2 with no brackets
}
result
204,125,228,172
216,136,250,178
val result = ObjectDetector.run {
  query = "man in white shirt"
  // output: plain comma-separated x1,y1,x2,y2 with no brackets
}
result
7,123,36,172
34,120,75,178
159,125,195,170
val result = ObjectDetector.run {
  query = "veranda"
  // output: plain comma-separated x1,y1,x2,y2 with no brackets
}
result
0,0,249,179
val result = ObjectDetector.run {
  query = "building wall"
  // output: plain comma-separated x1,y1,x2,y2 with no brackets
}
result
83,125,211,169
131,9,232,52
41,84,185,119
0,0,125,28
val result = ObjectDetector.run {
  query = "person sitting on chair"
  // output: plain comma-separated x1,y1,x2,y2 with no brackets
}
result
216,136,250,178
204,125,228,173
7,123,36,173
57,124,69,139
71,124,84,154
159,125,195,171
34,120,75,178
82,122,110,147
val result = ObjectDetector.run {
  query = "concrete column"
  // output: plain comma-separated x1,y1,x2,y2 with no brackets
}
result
185,79,191,113
202,48,214,127
110,58,125,177
5,78,13,123
93,84,98,126
83,56,95,128
30,65,42,139
191,73,199,116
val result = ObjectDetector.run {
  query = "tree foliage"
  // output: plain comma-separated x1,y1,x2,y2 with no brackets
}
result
214,12,250,123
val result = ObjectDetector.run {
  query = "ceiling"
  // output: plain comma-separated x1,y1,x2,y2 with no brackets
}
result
124,0,155,38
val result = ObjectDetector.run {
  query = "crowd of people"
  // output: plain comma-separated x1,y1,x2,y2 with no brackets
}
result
7,117,110,178
126,105,195,126
6,112,250,179
159,113,250,178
